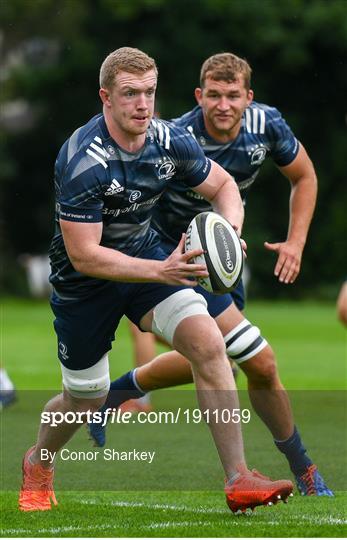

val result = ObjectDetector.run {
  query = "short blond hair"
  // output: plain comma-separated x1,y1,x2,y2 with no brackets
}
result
200,52,252,91
99,47,158,89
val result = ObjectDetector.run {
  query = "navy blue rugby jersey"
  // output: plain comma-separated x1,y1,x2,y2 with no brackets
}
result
49,114,211,296
152,102,299,245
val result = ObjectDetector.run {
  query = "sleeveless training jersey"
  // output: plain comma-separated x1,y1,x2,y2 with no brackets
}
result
152,102,299,244
49,114,211,297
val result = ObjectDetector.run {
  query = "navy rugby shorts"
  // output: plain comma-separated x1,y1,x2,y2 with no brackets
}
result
160,240,245,315
51,244,189,370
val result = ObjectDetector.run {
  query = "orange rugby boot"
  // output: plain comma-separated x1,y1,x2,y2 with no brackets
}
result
225,469,293,513
19,446,57,512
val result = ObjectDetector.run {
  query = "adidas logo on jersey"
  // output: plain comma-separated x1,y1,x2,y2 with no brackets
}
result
105,179,124,196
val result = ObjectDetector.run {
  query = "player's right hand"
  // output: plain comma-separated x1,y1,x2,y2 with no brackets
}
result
264,239,302,284
159,234,209,286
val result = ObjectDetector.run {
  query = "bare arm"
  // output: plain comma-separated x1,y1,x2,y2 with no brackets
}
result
337,281,347,327
264,143,317,283
193,160,244,233
60,220,208,286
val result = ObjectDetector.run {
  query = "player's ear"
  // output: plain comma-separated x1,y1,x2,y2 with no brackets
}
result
247,89,254,106
99,88,111,106
195,87,203,106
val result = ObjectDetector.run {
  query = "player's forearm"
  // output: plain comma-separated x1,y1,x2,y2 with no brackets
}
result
70,244,161,283
210,179,244,233
287,174,317,247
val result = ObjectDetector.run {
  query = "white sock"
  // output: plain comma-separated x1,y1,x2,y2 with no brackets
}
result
136,394,151,405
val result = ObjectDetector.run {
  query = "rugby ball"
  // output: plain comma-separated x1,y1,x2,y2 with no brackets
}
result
185,212,243,294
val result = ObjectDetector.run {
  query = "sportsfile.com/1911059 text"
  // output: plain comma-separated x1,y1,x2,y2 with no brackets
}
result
41,408,251,427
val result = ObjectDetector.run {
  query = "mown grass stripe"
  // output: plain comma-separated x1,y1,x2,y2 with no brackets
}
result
68,498,347,526
2,514,346,537
76,498,229,514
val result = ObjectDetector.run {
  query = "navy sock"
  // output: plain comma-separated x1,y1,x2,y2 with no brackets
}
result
274,426,313,476
101,370,145,413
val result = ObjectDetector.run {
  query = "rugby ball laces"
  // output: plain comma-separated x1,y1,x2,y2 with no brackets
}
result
185,211,244,294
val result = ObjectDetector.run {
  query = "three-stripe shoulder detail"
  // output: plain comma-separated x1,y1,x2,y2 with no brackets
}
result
245,108,266,134
151,119,171,149
85,136,110,169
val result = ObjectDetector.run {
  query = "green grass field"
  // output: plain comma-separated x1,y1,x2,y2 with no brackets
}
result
1,298,346,537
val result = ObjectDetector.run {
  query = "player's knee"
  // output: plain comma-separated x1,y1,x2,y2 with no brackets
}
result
201,325,226,361
60,353,110,403
172,314,226,374
244,346,278,386
186,322,226,371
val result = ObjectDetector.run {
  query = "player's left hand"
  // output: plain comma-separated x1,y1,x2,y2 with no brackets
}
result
232,225,247,258
240,238,247,259
264,240,302,284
